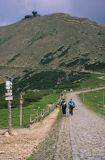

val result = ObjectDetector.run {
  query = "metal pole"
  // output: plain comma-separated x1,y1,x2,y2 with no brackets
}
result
8,100,12,135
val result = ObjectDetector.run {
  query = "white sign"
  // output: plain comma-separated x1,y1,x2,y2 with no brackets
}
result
5,92,12,96
5,80,12,90
5,96,13,101
6,89,12,94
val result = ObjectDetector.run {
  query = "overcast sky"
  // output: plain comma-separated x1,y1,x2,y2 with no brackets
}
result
0,0,105,26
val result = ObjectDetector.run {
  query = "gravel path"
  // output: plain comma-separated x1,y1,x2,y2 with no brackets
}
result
29,115,72,160
67,92,105,160
30,90,105,160
54,116,71,160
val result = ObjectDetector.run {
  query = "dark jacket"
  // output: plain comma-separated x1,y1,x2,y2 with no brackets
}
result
60,100,67,108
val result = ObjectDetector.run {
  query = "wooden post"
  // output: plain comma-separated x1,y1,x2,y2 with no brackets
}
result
5,78,13,135
103,91,105,107
30,114,31,124
20,93,23,127
83,92,85,102
8,100,12,135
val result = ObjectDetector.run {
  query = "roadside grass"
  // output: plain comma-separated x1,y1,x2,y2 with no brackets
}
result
75,73,105,91
0,73,105,128
57,73,105,91
79,89,105,117
0,93,59,128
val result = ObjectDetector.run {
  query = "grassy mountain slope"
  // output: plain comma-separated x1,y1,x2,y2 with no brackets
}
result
0,13,105,87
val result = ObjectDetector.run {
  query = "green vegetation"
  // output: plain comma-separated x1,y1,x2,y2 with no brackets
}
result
57,46,64,52
28,29,57,47
1,71,105,98
74,73,105,90
40,52,54,64
59,58,89,67
0,91,59,128
28,32,47,46
40,45,71,65
0,38,7,45
97,30,105,36
0,71,105,128
0,13,105,131
0,13,105,83
14,71,104,93
13,70,66,92
57,46,70,58
57,72,105,91
85,62,105,71
0,90,52,109
8,53,21,63
0,36,12,45
79,89,105,116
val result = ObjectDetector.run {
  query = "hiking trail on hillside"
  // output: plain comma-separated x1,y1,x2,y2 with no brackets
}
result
1,89,105,159
30,90,105,160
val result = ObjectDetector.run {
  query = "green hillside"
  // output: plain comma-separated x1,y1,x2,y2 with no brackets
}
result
0,13,105,89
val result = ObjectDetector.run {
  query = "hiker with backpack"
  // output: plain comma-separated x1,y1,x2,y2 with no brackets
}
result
68,99,76,115
60,99,67,115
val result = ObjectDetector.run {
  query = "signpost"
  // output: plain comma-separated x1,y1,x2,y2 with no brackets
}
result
20,93,23,127
5,78,13,135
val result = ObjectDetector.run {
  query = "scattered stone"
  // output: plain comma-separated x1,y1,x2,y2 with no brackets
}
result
0,151,5,154
12,131,17,136
4,131,11,137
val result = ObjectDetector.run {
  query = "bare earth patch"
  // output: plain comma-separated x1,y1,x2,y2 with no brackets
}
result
0,109,59,160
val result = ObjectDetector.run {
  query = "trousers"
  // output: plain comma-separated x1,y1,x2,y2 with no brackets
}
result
69,106,74,115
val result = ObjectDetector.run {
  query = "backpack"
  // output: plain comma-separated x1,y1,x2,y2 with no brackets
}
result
68,101,75,107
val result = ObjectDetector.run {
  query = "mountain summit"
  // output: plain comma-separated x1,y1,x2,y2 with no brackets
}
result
0,13,105,84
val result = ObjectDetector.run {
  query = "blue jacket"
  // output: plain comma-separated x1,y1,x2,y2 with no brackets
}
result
68,101,75,107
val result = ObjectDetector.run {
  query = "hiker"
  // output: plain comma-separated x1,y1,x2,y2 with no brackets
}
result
68,99,76,115
60,99,67,115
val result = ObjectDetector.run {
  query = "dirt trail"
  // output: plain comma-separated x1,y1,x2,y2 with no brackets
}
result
0,109,59,160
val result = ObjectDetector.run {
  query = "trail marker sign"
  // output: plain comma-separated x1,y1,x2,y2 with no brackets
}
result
5,96,13,101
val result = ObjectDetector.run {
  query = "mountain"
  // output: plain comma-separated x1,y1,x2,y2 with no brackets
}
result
0,13,105,91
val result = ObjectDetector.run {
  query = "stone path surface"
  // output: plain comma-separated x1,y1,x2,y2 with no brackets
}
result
29,115,72,160
28,90,105,160
54,116,72,160
67,92,105,160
